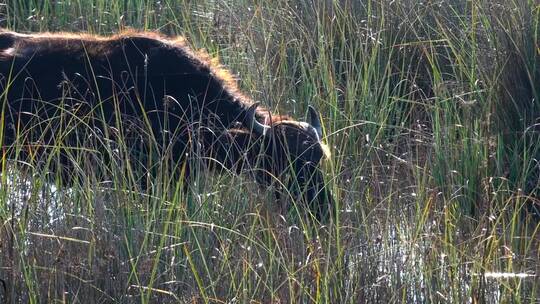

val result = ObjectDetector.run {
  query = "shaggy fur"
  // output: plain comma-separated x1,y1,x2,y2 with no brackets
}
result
0,30,260,134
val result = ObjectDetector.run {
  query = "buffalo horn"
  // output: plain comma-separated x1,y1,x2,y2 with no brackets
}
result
308,105,323,139
246,102,270,136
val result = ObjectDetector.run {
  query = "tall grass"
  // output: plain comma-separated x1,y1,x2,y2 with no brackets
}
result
0,0,539,303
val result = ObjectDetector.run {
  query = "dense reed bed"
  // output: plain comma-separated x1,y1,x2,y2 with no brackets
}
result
0,0,538,302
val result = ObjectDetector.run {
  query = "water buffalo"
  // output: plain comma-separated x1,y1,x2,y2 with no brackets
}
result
0,30,333,217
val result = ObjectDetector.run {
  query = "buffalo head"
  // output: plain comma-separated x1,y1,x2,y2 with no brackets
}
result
242,103,334,218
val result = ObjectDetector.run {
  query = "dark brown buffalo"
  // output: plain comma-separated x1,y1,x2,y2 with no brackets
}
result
0,30,333,217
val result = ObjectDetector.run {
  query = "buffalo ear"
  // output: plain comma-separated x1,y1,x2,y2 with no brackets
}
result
307,105,322,139
245,102,270,136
